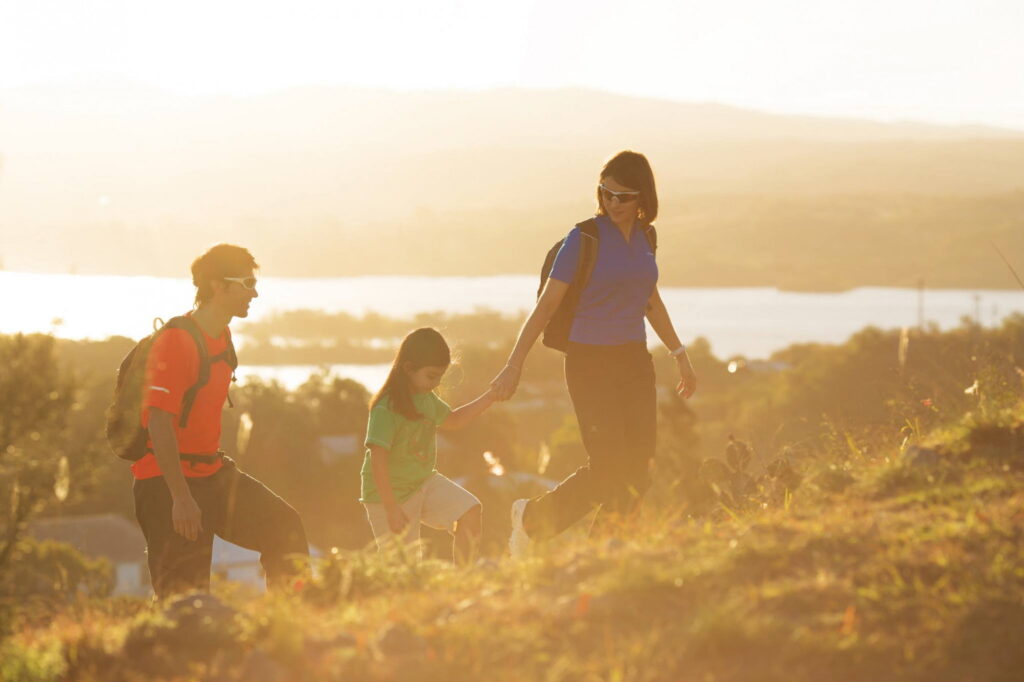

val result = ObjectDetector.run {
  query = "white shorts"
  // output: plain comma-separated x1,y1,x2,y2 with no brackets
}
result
363,473,480,549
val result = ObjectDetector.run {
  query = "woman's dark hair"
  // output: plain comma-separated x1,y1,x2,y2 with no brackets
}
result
370,328,451,420
190,243,259,307
596,150,658,224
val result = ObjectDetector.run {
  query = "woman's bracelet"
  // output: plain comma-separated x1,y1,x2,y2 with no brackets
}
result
669,344,687,358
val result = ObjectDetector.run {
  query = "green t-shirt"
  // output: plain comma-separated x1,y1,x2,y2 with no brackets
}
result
359,392,452,503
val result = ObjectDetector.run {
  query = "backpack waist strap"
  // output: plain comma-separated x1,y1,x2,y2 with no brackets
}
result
145,449,225,464
180,450,225,464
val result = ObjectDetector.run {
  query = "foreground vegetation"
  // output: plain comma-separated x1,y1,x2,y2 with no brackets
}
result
3,396,1022,681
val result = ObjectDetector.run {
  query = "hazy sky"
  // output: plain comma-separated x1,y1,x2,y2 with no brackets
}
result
2,0,1022,128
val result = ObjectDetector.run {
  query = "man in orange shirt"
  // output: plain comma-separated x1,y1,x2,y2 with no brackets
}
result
133,244,308,598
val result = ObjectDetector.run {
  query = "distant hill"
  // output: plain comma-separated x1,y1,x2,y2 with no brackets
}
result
1,85,1023,286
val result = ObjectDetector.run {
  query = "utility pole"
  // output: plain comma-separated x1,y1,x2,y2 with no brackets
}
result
917,278,925,331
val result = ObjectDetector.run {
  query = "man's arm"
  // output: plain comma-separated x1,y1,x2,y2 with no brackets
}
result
148,408,203,541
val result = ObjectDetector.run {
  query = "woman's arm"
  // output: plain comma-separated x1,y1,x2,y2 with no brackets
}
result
439,388,497,431
491,278,571,399
645,286,683,351
646,287,698,398
369,444,408,533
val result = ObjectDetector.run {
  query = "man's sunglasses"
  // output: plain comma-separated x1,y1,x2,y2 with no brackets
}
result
599,184,640,204
223,276,258,290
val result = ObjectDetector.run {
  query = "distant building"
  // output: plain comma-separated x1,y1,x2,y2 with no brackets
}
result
320,433,457,462
211,537,265,589
28,513,320,596
318,434,362,463
28,514,148,596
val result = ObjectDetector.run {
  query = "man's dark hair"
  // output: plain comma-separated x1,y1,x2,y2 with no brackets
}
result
190,244,259,307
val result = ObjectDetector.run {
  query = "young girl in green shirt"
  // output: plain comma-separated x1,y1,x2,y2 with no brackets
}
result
361,327,497,563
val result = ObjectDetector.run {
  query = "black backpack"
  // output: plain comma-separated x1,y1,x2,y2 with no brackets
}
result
538,219,657,351
105,316,237,461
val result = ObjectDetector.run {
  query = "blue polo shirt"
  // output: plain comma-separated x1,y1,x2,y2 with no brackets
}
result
549,215,658,345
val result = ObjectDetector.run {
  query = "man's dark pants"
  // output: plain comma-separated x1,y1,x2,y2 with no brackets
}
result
134,457,309,598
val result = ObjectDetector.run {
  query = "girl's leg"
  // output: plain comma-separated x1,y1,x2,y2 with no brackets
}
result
453,504,482,565
418,474,482,564
364,491,425,557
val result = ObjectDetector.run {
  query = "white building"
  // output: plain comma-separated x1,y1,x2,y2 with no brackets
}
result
29,514,318,596
29,514,149,595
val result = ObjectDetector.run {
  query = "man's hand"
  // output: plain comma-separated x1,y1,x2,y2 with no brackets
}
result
172,493,203,541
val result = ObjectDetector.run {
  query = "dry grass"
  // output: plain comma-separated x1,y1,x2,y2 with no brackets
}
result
3,403,1023,682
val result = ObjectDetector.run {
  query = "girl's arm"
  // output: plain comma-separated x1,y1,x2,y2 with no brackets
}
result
369,444,408,532
646,286,698,398
491,278,571,399
439,388,498,431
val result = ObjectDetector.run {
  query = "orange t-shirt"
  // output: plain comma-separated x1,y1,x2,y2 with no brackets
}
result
132,316,234,480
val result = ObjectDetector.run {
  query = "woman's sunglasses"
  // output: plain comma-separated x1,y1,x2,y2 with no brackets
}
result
599,184,640,204
223,276,258,290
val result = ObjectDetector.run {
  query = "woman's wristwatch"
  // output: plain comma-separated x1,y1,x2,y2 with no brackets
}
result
669,344,687,358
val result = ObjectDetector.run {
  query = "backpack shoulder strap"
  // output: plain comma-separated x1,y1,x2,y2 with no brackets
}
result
164,316,209,428
225,327,238,371
209,326,238,372
574,218,600,291
643,223,657,252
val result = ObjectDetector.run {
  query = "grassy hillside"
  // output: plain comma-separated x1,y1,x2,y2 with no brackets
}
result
4,400,1022,681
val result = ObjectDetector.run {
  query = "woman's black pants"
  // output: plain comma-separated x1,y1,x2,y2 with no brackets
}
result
134,457,309,599
527,341,657,539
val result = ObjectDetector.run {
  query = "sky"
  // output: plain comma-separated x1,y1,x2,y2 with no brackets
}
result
1,0,1023,128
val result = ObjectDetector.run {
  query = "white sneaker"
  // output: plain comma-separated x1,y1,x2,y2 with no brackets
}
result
509,498,532,558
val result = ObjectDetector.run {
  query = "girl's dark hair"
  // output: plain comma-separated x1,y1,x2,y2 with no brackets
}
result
596,150,658,224
190,243,259,307
371,328,451,420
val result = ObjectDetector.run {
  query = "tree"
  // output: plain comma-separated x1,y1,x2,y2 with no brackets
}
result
0,334,77,574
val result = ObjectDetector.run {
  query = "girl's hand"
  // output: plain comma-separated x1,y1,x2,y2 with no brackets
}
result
490,364,521,401
386,505,409,535
676,354,698,399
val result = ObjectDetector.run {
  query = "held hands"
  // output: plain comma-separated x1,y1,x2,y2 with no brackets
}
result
386,504,410,535
675,353,698,399
490,363,521,401
172,493,203,541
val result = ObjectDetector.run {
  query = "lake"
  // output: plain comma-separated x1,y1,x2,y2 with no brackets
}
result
3,272,1021,388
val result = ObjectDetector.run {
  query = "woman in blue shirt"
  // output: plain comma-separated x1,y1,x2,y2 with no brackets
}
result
491,150,697,555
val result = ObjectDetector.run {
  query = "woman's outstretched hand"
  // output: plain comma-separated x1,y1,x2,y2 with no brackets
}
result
491,364,522,401
676,354,698,399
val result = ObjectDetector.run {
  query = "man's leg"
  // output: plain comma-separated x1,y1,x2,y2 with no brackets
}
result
204,460,309,590
134,476,216,599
